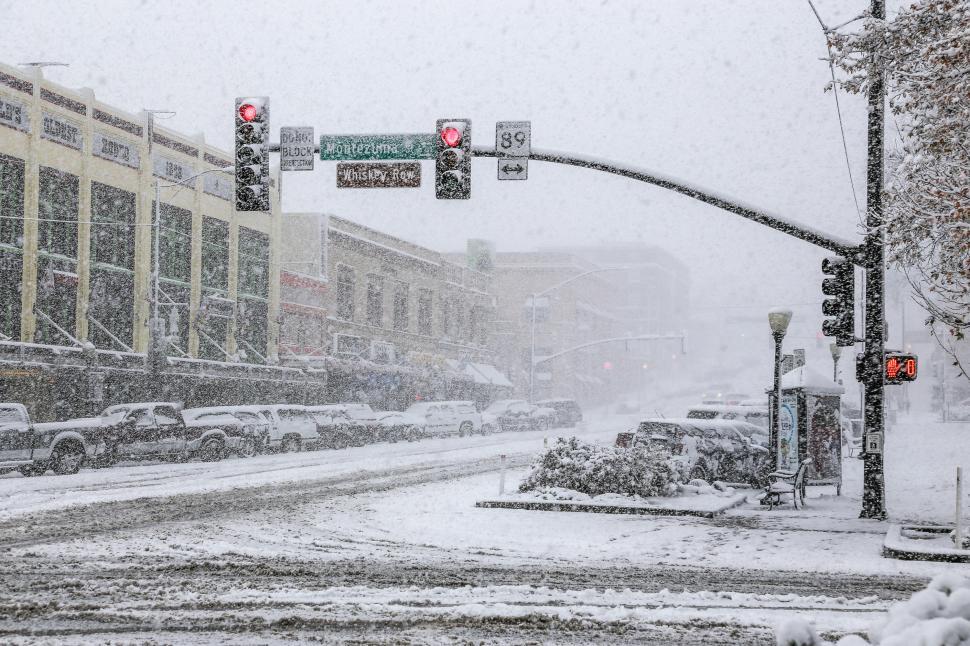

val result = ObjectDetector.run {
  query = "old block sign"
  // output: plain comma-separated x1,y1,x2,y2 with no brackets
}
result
280,126,314,171
336,162,421,188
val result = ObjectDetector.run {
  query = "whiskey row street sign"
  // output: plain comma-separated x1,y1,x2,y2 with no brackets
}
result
496,120,530,180
280,126,315,171
320,134,436,161
336,162,421,188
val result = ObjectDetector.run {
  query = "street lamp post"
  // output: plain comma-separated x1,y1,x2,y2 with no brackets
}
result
528,267,625,402
829,342,842,384
768,308,793,471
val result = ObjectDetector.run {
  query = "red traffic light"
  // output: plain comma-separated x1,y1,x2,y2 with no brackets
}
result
440,126,462,147
238,103,258,122
885,353,918,384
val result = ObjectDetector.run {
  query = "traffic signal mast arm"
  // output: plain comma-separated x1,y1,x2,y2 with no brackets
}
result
471,145,860,259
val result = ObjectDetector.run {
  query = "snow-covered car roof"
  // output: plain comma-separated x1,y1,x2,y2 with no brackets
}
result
637,418,762,438
687,404,768,414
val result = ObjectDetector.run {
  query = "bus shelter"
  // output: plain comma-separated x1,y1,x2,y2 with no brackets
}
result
771,365,846,494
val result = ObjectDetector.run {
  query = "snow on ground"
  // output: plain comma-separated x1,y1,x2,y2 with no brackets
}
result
0,417,623,521
885,412,970,524
3,407,969,643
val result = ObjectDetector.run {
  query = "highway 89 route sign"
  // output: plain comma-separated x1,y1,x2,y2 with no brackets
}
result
496,121,530,180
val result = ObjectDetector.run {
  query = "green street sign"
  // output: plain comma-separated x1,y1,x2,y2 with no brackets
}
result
319,134,437,161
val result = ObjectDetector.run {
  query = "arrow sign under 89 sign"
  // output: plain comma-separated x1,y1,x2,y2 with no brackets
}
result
496,121,530,180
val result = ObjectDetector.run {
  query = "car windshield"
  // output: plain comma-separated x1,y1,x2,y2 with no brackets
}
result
0,408,23,424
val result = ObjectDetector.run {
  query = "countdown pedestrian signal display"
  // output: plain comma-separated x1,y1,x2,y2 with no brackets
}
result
884,353,918,384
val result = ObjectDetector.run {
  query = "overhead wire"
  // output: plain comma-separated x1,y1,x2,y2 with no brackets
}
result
806,0,866,229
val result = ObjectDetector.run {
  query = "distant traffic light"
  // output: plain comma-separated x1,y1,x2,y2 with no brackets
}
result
885,353,918,384
821,256,855,346
235,96,270,212
436,118,471,199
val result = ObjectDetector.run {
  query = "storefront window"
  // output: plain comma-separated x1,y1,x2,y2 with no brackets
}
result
201,216,229,292
38,167,79,259
0,154,25,249
238,226,269,298
91,182,136,270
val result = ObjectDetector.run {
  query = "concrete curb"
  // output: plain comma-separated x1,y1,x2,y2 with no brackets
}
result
475,494,747,519
883,524,970,563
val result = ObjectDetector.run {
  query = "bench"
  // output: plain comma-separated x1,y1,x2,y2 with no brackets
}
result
762,457,813,509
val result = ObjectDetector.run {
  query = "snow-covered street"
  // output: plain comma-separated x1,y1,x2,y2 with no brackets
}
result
2,411,966,643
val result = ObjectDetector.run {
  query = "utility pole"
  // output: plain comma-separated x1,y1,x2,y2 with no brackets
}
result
144,109,175,376
860,0,887,519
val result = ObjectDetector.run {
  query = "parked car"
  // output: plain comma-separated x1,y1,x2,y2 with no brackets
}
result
340,403,426,443
405,401,484,437
615,418,769,485
535,399,584,428
0,403,101,476
223,407,273,454
252,404,321,452
686,404,769,432
483,399,556,432
99,402,246,463
181,406,265,457
305,404,380,448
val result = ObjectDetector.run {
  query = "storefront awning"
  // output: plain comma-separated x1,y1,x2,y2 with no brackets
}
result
465,362,513,388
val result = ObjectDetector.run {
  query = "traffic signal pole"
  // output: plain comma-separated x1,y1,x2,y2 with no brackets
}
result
860,0,887,519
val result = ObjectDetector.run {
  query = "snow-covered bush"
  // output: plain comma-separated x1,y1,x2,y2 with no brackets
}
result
518,437,680,498
777,573,970,645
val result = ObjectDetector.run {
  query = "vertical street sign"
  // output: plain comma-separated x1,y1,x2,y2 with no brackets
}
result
280,127,315,171
496,121,530,180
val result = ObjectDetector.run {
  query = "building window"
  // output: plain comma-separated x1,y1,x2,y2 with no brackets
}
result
201,217,229,292
417,288,432,336
393,281,408,332
0,154,24,249
366,275,384,328
470,306,489,347
443,295,464,340
34,258,77,346
38,167,79,259
157,203,192,284
88,268,134,350
0,154,25,340
238,226,269,298
336,265,355,321
237,297,268,363
91,182,136,270
0,254,22,340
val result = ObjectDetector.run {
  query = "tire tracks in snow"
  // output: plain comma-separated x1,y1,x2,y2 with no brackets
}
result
0,452,533,550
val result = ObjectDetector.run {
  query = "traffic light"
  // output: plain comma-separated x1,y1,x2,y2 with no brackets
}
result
235,96,270,212
885,353,918,384
436,118,471,199
821,256,855,346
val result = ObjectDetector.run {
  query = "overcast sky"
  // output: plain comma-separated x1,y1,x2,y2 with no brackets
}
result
1,0,902,352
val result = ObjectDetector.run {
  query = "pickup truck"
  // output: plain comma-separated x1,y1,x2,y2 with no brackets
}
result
0,401,248,476
0,403,101,476
98,402,247,464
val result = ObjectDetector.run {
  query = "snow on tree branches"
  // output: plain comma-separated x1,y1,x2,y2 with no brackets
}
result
518,437,680,498
828,0,970,377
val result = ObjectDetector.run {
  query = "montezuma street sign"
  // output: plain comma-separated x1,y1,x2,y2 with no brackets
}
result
320,134,436,161
336,162,421,188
